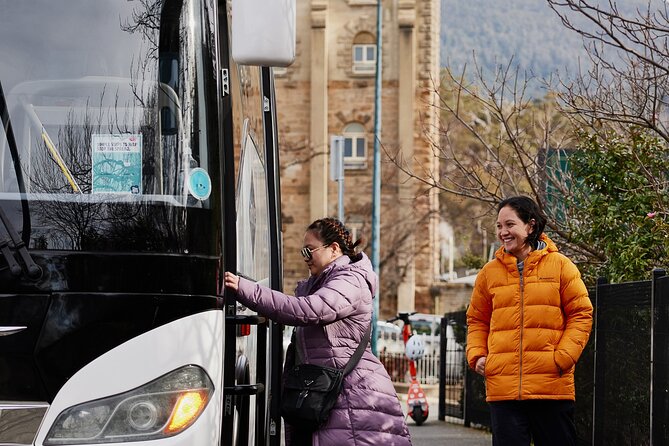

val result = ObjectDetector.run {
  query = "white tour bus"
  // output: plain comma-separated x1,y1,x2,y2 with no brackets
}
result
0,0,295,444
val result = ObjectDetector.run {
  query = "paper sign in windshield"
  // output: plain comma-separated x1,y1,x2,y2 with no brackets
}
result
91,134,142,194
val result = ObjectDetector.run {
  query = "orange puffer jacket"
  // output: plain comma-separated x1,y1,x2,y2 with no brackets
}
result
466,234,593,402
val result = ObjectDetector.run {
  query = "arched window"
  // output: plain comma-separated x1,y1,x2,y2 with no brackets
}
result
351,32,376,75
343,123,367,168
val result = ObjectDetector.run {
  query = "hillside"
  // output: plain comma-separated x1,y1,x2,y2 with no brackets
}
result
440,0,659,94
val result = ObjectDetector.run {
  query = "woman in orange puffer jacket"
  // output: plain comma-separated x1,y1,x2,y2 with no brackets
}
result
466,196,593,446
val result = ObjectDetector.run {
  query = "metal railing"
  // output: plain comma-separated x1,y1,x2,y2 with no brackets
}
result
379,351,441,385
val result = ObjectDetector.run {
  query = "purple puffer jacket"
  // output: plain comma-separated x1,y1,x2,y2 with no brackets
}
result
235,252,412,446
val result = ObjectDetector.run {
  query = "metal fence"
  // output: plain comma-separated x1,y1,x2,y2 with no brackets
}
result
436,310,488,425
438,311,466,420
379,351,441,385
590,269,669,445
379,320,466,388
437,269,669,446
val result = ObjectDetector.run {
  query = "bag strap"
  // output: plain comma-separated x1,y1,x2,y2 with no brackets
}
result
294,322,372,376
343,323,371,375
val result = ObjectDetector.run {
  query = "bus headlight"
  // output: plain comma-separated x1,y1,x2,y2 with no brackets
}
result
44,365,213,444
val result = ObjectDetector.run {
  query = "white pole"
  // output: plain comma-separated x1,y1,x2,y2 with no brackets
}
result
330,135,345,222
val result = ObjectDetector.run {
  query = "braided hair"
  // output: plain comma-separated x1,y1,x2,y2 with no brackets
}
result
497,196,547,249
307,218,362,258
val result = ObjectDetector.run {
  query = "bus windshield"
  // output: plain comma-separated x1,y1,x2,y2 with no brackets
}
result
0,0,221,254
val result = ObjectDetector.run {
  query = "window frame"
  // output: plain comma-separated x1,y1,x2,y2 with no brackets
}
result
351,43,376,75
342,123,367,169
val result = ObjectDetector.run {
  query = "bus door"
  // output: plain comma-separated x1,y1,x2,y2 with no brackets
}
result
220,57,283,445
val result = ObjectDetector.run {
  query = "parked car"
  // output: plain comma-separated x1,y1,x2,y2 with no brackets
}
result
408,313,441,353
376,320,404,354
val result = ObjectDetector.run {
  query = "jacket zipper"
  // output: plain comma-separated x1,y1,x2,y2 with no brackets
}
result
518,266,524,400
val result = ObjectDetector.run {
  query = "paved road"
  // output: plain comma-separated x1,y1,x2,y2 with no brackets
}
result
397,384,491,446
407,418,492,446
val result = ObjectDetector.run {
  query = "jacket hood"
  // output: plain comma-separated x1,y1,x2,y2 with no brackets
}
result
346,252,378,297
494,233,558,272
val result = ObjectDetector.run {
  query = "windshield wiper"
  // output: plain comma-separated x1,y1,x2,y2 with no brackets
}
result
0,80,41,279
0,206,41,278
0,238,21,276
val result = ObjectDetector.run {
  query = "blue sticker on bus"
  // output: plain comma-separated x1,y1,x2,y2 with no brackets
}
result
188,168,212,201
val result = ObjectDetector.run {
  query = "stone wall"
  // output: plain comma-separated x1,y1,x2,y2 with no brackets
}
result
274,0,442,317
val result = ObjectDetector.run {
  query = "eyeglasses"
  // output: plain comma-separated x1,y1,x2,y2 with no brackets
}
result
300,244,329,260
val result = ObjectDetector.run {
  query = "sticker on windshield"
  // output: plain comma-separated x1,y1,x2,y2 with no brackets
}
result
188,168,212,201
91,134,142,194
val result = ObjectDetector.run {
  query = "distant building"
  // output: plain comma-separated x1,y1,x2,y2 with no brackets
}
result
274,0,441,316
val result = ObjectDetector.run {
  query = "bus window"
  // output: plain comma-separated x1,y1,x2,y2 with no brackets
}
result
236,121,270,284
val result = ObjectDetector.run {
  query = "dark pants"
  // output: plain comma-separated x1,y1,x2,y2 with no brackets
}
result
489,400,577,446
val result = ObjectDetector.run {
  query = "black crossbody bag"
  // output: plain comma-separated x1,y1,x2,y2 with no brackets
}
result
280,323,372,431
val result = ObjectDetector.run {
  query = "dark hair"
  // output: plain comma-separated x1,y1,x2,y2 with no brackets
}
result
497,196,547,249
307,218,362,258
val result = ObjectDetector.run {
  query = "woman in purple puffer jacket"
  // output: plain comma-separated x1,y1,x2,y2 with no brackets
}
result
224,218,412,446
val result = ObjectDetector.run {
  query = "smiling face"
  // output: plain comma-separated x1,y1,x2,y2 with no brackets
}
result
302,230,341,276
496,205,535,261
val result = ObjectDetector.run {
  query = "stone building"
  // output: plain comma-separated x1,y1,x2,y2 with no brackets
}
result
274,0,441,316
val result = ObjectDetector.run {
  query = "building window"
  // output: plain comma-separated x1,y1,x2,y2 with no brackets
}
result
352,32,376,75
343,123,367,169
348,0,378,6
273,66,288,77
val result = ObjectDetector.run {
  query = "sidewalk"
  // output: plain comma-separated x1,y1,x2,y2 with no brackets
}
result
396,383,492,446
407,418,492,446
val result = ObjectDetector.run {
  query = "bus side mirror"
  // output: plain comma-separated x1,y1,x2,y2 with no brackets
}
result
231,0,296,67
